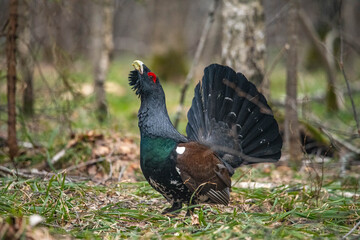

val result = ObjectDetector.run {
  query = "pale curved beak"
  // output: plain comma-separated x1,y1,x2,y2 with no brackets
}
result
132,60,144,74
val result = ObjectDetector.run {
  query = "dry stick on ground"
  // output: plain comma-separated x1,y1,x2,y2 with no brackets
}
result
0,166,30,178
338,0,360,136
61,156,108,173
0,166,88,182
173,0,220,129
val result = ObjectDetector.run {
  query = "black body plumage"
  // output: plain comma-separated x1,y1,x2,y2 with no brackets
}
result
129,62,282,214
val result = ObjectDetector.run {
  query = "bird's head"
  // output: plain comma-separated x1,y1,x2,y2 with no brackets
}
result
129,60,161,97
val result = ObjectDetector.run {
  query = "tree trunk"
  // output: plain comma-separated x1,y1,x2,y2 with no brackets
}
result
7,0,19,159
18,0,34,117
285,0,302,168
92,0,114,122
221,0,266,92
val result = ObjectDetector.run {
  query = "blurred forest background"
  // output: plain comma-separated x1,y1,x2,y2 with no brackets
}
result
1,0,359,172
0,0,360,238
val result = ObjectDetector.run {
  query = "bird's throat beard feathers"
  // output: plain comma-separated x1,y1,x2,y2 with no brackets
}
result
129,70,141,96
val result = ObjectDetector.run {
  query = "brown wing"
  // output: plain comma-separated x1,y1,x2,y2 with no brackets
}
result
175,142,231,205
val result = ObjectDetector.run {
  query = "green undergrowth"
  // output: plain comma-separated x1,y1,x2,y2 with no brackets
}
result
0,175,359,239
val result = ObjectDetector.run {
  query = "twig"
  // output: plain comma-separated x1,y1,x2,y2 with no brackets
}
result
174,0,220,129
223,79,273,116
261,44,287,98
298,8,339,112
265,2,290,28
338,0,360,136
0,166,88,181
61,156,107,173
0,18,8,35
340,67,359,135
320,128,360,155
0,166,30,178
342,220,360,239
272,83,360,108
342,32,360,55
51,148,66,164
118,165,126,181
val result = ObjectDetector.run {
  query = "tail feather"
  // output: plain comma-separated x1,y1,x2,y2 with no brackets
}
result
241,115,274,147
187,85,204,141
186,64,282,168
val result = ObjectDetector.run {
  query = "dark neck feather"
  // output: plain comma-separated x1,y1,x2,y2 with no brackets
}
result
138,91,187,143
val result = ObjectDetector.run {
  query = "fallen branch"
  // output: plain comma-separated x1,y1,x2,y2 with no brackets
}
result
61,156,109,173
0,166,30,178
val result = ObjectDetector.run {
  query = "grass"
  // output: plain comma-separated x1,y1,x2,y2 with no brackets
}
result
0,174,359,239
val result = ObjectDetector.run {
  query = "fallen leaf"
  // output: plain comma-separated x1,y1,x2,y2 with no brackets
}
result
191,214,199,225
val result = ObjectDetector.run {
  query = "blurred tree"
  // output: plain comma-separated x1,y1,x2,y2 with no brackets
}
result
6,0,19,159
149,0,191,82
150,0,189,54
174,0,220,129
285,0,302,167
343,0,360,79
91,0,114,122
18,0,34,117
298,8,341,112
221,0,266,95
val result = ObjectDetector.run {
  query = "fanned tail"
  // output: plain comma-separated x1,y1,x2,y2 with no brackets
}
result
186,64,282,169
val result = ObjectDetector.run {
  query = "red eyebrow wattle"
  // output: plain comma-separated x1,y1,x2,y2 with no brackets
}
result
147,72,157,83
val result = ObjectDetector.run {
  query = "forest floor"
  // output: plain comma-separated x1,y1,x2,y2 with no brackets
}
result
0,131,359,239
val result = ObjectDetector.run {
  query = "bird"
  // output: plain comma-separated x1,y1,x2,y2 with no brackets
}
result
129,60,282,215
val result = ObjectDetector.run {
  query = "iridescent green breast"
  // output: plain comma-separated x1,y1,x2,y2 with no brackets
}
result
140,136,177,171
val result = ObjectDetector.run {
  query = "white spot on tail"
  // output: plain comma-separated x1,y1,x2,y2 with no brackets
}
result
176,146,186,154
170,180,179,185
260,139,267,144
175,167,181,175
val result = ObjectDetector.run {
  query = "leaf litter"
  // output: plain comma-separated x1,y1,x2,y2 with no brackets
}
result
0,132,359,239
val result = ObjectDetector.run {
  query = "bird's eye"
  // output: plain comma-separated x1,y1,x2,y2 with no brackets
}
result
147,72,157,83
